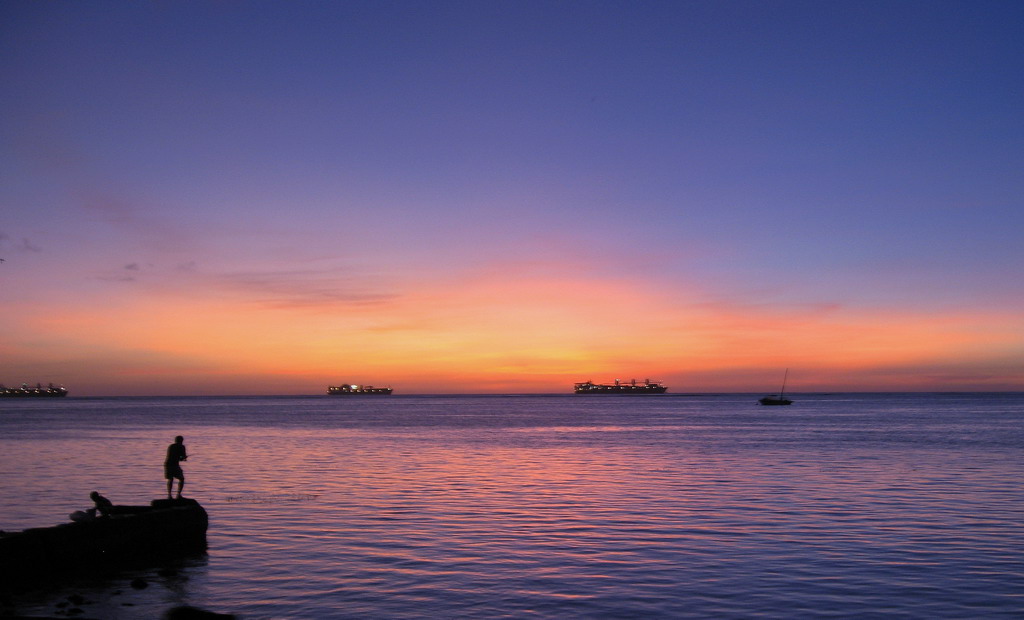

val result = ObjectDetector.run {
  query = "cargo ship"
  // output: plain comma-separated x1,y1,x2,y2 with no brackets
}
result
0,383,69,397
327,383,393,395
574,379,667,395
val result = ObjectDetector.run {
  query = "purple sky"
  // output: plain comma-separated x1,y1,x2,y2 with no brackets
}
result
2,1,1023,394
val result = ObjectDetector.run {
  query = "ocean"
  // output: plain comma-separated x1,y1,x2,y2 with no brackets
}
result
1,393,1022,619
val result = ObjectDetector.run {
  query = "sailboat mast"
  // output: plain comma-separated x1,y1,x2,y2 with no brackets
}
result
780,368,789,398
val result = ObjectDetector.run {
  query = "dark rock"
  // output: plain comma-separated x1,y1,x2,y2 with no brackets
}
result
130,577,148,589
0,499,208,585
67,594,85,605
164,605,237,619
157,567,178,577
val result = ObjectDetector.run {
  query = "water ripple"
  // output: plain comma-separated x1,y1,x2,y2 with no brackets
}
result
2,393,1023,618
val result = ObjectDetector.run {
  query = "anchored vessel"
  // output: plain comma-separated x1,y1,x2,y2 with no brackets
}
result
0,382,68,397
327,383,393,395
758,369,793,406
0,498,208,583
574,379,668,395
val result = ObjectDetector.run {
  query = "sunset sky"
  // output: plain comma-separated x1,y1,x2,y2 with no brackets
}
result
2,1,1022,395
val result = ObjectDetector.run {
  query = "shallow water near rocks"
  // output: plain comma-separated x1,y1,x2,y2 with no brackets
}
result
2,393,1023,618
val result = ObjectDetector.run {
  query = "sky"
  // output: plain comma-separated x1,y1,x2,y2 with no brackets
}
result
2,0,1023,395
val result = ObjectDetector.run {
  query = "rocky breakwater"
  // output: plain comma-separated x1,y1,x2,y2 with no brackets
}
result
0,498,208,584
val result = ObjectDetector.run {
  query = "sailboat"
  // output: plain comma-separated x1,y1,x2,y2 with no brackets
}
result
758,369,793,406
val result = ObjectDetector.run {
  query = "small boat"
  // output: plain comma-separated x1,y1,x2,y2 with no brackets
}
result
0,382,68,397
0,498,208,583
758,369,793,406
574,379,668,395
327,383,393,395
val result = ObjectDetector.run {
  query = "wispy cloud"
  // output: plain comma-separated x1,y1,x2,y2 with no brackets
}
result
77,188,196,252
214,268,399,310
8,123,192,254
96,274,137,283
94,262,150,283
19,238,42,252
0,232,43,253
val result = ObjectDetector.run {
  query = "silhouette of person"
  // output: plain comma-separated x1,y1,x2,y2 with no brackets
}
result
89,491,113,517
165,435,188,499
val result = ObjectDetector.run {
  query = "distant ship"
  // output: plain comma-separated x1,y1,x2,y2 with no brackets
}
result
0,383,69,397
757,395,792,406
327,383,393,395
574,379,667,395
758,369,793,406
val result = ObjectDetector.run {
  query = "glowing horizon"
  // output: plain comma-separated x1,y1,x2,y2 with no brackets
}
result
5,258,1022,396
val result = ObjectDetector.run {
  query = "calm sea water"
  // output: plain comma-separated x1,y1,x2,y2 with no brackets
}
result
1,393,1022,619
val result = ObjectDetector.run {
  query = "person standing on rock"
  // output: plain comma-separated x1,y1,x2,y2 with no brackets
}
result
165,435,188,499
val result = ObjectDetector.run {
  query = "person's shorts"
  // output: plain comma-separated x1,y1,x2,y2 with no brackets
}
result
164,463,184,480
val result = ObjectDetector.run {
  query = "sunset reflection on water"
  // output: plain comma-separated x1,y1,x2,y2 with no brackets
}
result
2,394,1022,618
